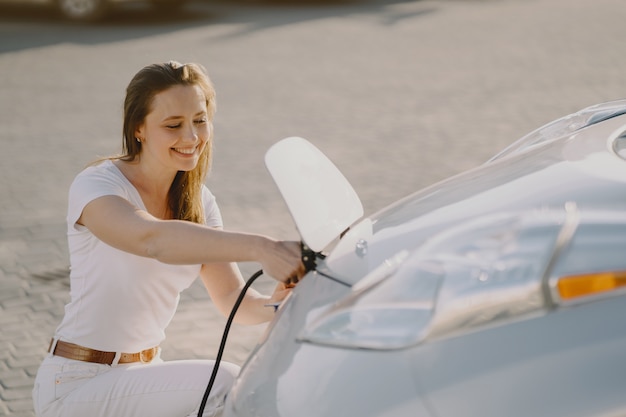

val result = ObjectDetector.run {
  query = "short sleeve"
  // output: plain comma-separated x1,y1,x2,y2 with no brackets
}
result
202,185,223,228
67,163,130,232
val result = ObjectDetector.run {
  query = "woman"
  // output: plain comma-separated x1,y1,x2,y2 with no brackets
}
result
32,61,304,417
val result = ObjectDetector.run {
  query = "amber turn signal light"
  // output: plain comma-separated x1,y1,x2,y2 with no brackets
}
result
557,271,626,300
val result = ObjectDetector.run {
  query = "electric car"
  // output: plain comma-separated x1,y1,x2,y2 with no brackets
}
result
223,100,626,417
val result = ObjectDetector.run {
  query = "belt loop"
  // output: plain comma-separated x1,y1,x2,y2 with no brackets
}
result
47,337,60,358
111,351,122,367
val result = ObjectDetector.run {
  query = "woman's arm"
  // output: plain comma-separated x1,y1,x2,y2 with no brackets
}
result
79,195,303,282
199,262,290,324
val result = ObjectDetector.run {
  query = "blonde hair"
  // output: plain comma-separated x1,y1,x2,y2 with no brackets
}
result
118,61,216,224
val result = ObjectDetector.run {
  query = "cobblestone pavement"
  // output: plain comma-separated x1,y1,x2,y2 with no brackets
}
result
2,0,626,415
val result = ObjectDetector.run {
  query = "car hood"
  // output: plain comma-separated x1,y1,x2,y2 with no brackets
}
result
321,114,626,284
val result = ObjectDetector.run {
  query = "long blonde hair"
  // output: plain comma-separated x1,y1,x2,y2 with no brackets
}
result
119,61,216,224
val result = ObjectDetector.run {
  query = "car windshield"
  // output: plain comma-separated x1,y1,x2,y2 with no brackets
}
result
488,99,626,162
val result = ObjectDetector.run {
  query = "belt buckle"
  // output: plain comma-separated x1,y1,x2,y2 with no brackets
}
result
140,347,155,363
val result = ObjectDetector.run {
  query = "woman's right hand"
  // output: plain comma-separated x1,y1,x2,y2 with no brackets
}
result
258,239,305,284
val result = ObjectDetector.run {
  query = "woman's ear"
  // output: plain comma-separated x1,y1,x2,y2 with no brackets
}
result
135,124,145,142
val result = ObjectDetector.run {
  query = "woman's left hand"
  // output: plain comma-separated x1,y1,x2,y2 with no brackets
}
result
268,281,294,305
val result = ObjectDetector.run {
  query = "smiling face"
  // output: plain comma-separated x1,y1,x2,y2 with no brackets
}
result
135,84,211,176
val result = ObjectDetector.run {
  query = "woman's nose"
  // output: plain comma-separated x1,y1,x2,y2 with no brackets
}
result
182,124,198,142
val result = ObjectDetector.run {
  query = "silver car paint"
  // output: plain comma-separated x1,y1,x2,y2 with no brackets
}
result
223,113,626,417
325,114,626,282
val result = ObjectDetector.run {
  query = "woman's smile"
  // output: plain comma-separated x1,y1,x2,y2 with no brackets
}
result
172,146,198,155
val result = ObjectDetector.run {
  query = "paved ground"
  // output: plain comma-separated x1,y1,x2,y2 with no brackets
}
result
2,0,626,415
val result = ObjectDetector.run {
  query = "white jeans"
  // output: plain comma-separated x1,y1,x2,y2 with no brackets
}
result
32,353,240,417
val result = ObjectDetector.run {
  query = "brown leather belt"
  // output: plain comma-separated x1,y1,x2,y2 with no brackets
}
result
49,339,158,365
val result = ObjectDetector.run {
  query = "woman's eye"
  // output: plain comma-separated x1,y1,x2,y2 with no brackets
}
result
166,124,181,129
194,119,207,125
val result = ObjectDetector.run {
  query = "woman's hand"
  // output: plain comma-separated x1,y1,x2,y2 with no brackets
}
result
265,278,302,313
258,240,305,284
268,281,294,305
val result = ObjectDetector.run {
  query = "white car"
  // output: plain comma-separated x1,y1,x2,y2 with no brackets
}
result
0,0,186,21
222,100,626,417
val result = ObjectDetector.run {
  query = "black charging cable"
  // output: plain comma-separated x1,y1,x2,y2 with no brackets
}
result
197,268,265,417
197,243,321,416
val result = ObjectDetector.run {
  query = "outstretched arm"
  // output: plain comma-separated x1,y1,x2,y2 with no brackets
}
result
79,194,303,282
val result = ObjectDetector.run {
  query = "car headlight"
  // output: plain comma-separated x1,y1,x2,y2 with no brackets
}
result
298,210,574,350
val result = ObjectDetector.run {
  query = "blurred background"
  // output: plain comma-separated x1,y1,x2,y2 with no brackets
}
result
1,0,625,415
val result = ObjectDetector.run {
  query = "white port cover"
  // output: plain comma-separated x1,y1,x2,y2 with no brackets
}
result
265,137,364,252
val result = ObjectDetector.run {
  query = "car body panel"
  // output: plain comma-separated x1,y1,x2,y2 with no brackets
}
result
412,295,626,417
226,212,626,417
233,344,431,417
224,104,626,417
325,114,626,282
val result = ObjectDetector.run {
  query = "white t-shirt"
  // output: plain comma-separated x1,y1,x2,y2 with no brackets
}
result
55,160,223,353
